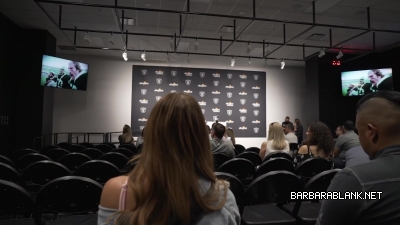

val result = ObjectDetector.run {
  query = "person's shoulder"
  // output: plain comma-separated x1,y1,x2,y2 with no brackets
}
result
100,175,128,209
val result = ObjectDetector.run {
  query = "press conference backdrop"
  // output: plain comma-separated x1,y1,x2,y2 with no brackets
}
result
131,66,266,138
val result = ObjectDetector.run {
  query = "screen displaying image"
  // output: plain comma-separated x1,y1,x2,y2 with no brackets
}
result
341,68,393,97
41,55,89,91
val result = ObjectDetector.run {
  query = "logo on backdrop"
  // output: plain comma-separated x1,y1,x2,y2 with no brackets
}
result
185,80,191,85
139,99,148,104
240,99,246,105
140,126,145,131
252,86,260,90
253,93,259,99
212,91,220,94
184,72,192,76
226,85,234,89
140,107,146,113
240,74,247,79
239,92,247,95
254,127,259,133
171,71,177,76
171,90,177,93
139,81,149,85
154,88,163,92
212,108,220,113
213,81,219,87
155,70,164,75
201,109,205,114
252,120,261,123
240,82,246,88
239,126,247,130
226,102,234,106
198,84,207,87
253,110,259,116
227,92,233,98
227,110,232,116
226,120,234,123
199,101,206,106
213,116,218,121
156,96,162,101
200,72,205,78
253,102,260,107
213,98,219,104
199,91,205,97
141,89,147,95
184,90,192,93
141,69,147,75
227,73,233,79
254,75,259,80
212,73,220,77
239,108,247,113
240,116,246,122
138,118,147,122
156,78,162,84
169,83,178,86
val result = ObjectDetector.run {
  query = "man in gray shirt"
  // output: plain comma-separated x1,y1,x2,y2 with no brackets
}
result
345,146,370,168
284,123,298,144
333,120,360,168
210,123,235,159
317,90,400,225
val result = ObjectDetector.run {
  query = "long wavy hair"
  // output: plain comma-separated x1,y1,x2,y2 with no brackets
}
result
111,93,227,225
226,128,236,145
305,122,334,157
121,124,134,143
268,122,287,150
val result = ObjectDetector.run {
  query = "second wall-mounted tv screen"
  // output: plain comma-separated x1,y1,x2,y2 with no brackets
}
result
341,68,393,96
41,55,89,91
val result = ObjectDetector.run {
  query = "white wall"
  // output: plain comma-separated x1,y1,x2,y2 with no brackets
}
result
54,55,306,148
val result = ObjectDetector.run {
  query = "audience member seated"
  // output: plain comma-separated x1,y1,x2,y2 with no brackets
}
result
295,121,333,165
345,146,370,168
260,122,289,159
317,91,400,224
210,124,235,159
284,123,298,144
135,128,144,148
294,118,303,145
226,127,236,145
333,125,344,145
118,125,134,145
333,120,361,169
207,125,211,140
98,93,240,225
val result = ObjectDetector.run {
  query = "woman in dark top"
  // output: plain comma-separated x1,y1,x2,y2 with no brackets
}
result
294,118,304,145
118,125,134,145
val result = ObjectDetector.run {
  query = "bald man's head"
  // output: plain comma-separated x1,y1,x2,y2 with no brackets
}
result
356,91,400,159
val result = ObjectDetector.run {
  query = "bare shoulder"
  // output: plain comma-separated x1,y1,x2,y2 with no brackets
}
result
298,145,308,154
100,175,129,209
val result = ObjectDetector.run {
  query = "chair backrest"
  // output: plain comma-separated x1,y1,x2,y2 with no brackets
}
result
35,176,103,213
119,144,139,155
16,153,51,171
237,151,262,166
256,157,294,176
246,147,260,154
80,148,104,160
59,153,92,171
234,144,246,154
46,148,70,161
71,144,86,153
0,162,22,185
101,143,116,149
213,153,231,169
12,148,38,161
218,158,256,180
289,143,299,151
264,151,292,162
99,152,129,169
246,171,301,204
41,145,60,154
0,179,34,216
75,160,121,184
57,142,74,152
0,155,15,168
23,160,71,186
303,169,341,192
111,148,134,158
79,143,95,148
295,158,332,179
215,172,245,204
95,144,113,153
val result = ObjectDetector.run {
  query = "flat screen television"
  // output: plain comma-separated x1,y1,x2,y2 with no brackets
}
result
41,55,89,91
341,68,393,97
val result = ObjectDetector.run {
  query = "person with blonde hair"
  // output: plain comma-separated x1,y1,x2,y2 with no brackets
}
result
226,128,236,145
98,93,240,225
260,122,289,159
118,125,134,145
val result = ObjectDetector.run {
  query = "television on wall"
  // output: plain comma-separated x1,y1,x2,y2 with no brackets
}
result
341,68,393,97
41,55,89,91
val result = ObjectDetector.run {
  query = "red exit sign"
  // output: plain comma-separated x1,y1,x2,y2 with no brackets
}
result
332,60,341,66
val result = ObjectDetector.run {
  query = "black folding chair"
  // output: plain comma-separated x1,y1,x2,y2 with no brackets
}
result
99,152,129,169
256,157,294,177
246,147,260,154
289,143,299,158
295,158,332,183
12,149,38,161
234,144,246,154
41,145,60,155
57,142,74,152
45,148,70,162
264,151,292,162
102,143,116,150
0,162,23,185
80,148,104,160
283,169,341,225
79,143,95,149
111,148,134,158
16,153,51,171
218,158,256,185
119,144,139,155
213,153,231,170
237,151,262,166
75,160,121,184
59,153,91,171
95,144,113,153
215,172,246,214
242,171,302,225
71,144,86,153
23,161,71,192
0,155,15,168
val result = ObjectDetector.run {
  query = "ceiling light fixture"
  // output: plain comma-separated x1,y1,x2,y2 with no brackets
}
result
170,37,174,50
246,41,252,53
337,47,343,59
187,53,191,63
84,30,91,44
264,58,268,66
265,43,271,54
141,50,146,61
281,59,285,69
194,37,199,51
318,48,325,58
166,52,170,62
109,31,114,45
231,57,235,67
248,57,252,65
122,48,128,61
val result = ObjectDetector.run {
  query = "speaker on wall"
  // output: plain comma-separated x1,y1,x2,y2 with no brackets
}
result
131,66,266,138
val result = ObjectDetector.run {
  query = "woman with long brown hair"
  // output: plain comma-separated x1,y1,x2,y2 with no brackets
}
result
98,93,240,225
118,125,134,145
226,128,236,145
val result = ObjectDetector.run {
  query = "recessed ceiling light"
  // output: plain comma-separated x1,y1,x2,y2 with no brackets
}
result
239,12,244,15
